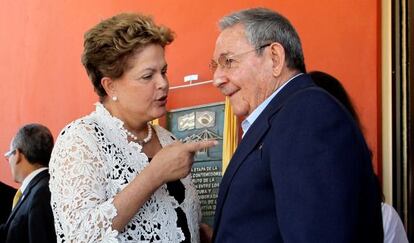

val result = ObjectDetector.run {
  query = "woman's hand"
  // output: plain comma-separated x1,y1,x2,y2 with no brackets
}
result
149,140,218,185
113,139,217,231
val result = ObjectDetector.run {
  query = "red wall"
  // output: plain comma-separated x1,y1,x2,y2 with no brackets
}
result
0,0,381,187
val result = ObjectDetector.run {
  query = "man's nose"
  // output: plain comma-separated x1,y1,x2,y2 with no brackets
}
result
212,77,228,88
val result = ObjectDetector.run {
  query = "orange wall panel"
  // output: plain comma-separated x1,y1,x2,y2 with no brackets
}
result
0,0,381,187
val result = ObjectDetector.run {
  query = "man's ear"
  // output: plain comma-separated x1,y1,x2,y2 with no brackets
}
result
269,42,285,77
15,150,24,165
101,77,117,98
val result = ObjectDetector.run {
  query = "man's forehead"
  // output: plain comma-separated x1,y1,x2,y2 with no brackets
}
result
217,25,246,43
214,25,251,54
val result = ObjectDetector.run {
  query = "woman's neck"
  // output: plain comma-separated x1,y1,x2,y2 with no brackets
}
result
102,100,148,134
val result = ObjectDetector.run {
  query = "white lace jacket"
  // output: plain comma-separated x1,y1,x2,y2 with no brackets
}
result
49,103,201,243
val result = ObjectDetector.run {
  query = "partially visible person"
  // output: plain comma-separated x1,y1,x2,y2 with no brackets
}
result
208,7,383,243
309,70,409,243
308,70,361,129
49,13,216,242
0,182,16,224
0,123,56,243
382,202,409,243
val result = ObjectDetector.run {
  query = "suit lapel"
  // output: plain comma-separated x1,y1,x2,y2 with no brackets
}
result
5,170,49,225
214,74,315,230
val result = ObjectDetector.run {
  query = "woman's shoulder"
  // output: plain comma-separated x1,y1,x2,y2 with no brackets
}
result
56,112,101,140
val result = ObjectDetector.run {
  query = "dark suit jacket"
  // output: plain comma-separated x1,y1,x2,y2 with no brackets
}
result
0,170,56,243
213,74,383,242
0,182,16,224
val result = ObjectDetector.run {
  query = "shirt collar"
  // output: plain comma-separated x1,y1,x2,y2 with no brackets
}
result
241,73,304,137
20,167,48,193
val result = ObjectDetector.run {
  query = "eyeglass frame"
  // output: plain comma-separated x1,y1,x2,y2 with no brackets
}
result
209,43,272,73
4,149,16,158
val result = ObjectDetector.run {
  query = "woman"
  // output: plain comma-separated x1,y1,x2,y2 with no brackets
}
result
49,13,215,242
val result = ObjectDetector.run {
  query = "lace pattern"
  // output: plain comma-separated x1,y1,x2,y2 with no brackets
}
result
49,103,201,242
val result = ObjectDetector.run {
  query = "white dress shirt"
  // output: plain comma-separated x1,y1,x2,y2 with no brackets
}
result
382,203,409,243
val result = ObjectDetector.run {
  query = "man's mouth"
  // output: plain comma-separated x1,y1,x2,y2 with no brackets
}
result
223,88,238,98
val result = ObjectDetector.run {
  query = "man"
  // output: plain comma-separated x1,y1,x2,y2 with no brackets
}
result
0,182,16,224
209,8,383,242
0,123,56,243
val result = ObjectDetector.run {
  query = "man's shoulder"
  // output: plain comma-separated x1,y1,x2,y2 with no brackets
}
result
24,176,52,210
286,85,333,102
283,86,344,113
26,171,51,197
268,85,353,130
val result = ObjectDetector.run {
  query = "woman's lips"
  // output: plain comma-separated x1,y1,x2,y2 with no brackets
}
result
155,95,167,105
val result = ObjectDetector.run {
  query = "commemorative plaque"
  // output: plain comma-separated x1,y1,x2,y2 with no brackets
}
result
167,103,224,226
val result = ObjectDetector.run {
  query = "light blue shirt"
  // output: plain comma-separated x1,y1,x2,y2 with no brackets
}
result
241,73,304,137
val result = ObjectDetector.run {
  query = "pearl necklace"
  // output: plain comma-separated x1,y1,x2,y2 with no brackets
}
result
123,123,152,145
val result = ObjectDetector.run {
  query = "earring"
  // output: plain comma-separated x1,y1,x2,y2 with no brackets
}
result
112,96,118,101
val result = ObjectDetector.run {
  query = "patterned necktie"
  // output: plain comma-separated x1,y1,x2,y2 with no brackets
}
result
12,189,22,209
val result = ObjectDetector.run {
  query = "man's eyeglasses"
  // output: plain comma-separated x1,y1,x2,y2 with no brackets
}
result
209,43,271,73
4,149,16,158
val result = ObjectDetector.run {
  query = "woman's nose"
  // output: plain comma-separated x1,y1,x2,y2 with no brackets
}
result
157,75,169,90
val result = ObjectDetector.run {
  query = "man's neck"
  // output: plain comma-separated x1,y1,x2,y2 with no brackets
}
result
273,69,301,92
18,163,45,183
19,166,47,192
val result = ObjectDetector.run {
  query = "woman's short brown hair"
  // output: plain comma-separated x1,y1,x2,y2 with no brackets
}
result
81,13,174,99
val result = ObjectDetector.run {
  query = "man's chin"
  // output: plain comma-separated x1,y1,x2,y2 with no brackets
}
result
230,105,248,117
228,97,249,116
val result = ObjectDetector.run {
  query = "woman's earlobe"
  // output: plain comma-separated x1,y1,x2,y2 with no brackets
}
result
101,77,116,97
